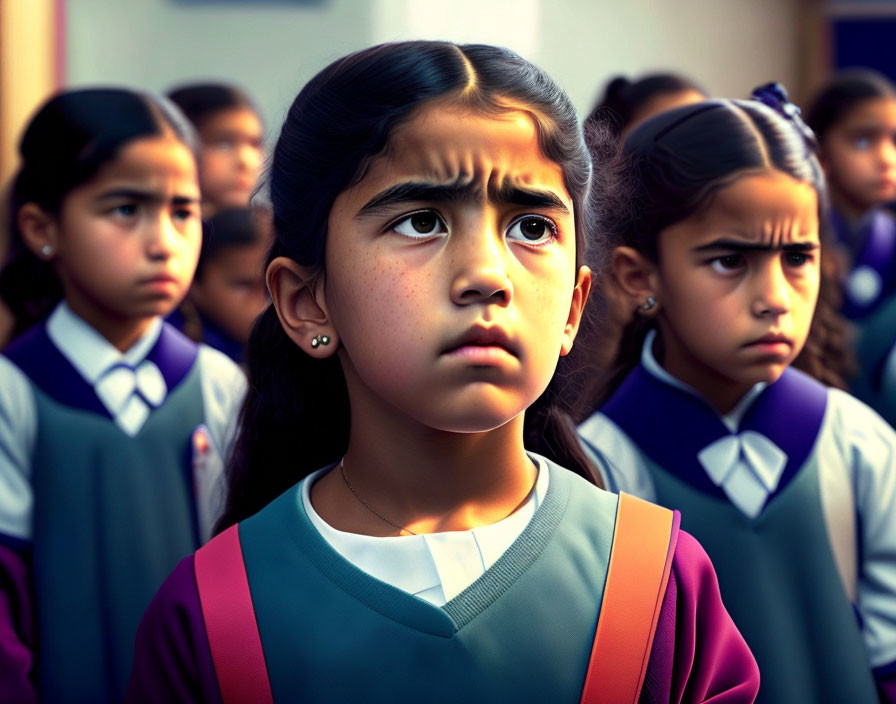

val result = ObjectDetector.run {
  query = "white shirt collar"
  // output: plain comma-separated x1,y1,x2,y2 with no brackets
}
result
301,456,549,606
641,329,766,433
46,302,162,384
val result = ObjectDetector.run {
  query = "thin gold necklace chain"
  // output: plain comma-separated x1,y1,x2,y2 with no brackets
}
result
338,459,537,537
340,461,418,536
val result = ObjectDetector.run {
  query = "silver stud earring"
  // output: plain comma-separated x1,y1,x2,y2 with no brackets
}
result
41,245,52,257
311,334,331,349
638,295,657,312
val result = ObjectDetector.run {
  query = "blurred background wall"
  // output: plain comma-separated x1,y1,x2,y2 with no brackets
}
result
3,0,895,184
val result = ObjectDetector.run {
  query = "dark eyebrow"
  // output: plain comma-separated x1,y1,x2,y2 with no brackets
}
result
694,239,819,253
845,124,891,135
96,188,200,206
356,180,569,217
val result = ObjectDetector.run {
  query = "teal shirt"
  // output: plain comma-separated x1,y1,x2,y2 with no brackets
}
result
237,461,616,703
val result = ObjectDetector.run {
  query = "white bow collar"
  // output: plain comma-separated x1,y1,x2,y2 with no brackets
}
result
697,432,787,518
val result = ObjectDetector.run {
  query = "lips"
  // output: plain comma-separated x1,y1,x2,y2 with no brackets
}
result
744,332,792,348
443,325,519,357
142,272,179,285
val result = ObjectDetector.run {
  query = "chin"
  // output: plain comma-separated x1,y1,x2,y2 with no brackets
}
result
423,403,526,435
752,364,788,386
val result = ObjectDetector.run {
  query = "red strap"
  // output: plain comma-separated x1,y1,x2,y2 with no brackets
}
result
580,492,678,704
194,525,274,704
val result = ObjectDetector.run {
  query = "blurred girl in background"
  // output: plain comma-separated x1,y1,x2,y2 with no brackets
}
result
0,87,245,702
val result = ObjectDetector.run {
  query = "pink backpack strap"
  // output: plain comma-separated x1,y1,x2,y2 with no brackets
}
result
194,524,274,704
580,492,679,704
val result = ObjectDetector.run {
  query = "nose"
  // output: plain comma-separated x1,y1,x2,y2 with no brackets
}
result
751,260,790,318
146,214,178,260
449,224,513,307
880,137,896,170
237,143,262,173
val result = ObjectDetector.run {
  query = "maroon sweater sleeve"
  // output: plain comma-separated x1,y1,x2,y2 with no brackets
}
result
0,543,36,703
640,530,760,704
125,555,222,704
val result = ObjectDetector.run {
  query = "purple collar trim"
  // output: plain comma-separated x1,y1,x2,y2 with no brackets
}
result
4,321,198,418
601,365,828,501
831,208,896,314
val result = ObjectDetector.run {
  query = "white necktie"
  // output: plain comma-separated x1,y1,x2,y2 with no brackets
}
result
95,360,167,436
697,431,787,518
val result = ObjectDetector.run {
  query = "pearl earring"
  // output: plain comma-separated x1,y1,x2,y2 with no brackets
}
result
311,334,331,349
41,245,52,257
638,296,657,312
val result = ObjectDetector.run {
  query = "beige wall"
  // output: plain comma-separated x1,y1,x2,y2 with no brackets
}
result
1,0,62,187
61,0,807,137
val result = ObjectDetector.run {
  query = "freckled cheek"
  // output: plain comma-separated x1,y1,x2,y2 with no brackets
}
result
333,263,434,359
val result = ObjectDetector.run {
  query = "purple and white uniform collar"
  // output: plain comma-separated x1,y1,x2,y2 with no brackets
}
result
601,330,827,518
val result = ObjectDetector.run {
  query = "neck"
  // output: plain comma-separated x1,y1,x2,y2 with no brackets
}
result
64,298,155,353
312,400,535,537
830,187,874,224
652,328,753,416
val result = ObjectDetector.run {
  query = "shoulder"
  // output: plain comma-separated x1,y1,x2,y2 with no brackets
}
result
0,354,37,468
577,412,655,498
823,387,896,459
195,344,246,446
136,554,204,640
669,529,719,590
645,529,760,702
197,344,246,404
127,554,222,703
0,354,36,410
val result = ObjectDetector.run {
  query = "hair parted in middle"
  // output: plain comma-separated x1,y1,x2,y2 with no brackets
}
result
573,97,853,419
218,40,613,530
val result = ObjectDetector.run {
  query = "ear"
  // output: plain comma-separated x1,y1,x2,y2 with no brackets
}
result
611,246,660,317
17,203,59,261
559,266,593,356
266,256,338,357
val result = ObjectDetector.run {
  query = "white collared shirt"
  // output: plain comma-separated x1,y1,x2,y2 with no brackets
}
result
47,303,166,436
0,302,248,543
302,457,549,607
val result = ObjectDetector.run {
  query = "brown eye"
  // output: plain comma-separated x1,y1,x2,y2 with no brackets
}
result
508,216,555,244
709,255,746,274
392,210,447,239
410,212,437,233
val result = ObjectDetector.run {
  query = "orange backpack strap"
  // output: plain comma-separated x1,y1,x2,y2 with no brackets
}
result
194,524,274,704
580,492,679,704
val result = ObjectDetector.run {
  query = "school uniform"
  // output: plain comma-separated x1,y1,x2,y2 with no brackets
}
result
579,330,896,703
830,206,896,320
127,455,759,703
852,293,896,428
167,306,245,365
0,302,245,703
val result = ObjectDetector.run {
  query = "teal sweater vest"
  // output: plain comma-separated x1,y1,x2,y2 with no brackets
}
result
237,463,616,703
650,455,877,703
31,365,205,702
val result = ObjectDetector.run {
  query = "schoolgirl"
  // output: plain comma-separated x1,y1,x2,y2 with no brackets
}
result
0,88,245,702
582,72,708,382
167,82,265,217
577,90,896,703
127,41,758,703
587,72,706,142
806,69,896,320
170,207,271,364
